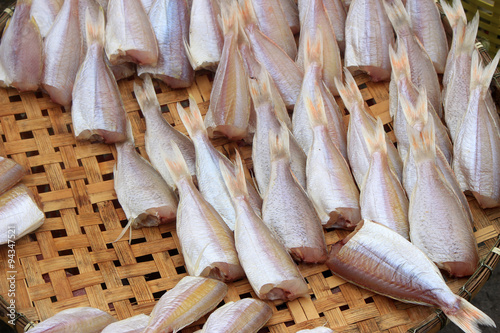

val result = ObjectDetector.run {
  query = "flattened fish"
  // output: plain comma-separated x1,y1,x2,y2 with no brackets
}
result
0,156,27,195
101,314,149,333
31,0,63,37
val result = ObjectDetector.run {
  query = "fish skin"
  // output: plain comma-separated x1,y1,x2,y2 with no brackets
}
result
0,156,27,195
105,0,158,65
141,0,154,12
134,75,196,189
453,51,500,209
279,0,300,34
138,0,194,88
71,8,127,143
344,0,394,82
31,0,63,37
327,219,495,333
297,328,334,333
201,298,272,333
144,277,228,333
101,314,149,333
42,0,83,106
0,0,43,92
405,0,448,74
220,151,309,301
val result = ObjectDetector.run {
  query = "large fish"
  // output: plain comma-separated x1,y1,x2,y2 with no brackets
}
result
31,0,63,37
101,314,149,333
220,151,309,301
0,156,27,195
71,8,127,143
327,219,495,333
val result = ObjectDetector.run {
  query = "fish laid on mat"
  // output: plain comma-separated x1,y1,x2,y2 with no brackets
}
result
101,314,149,333
220,152,309,301
185,0,223,71
31,0,63,37
105,0,158,65
144,276,228,333
0,0,43,91
326,219,495,333
165,142,245,282
297,328,334,333
42,0,82,107
113,122,177,242
280,0,300,34
72,8,127,143
453,51,500,209
200,298,272,333
344,0,394,81
134,75,196,189
177,97,262,231
0,156,26,195
405,0,448,74
27,307,117,333
138,0,194,88
0,184,44,244
404,96,479,277
335,69,403,187
78,0,100,52
304,84,360,229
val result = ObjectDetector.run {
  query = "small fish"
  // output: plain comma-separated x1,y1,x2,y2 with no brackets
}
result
279,0,300,34
134,75,196,189
144,276,228,333
327,219,495,333
200,298,272,333
72,7,127,143
0,184,44,245
101,314,149,333
31,0,63,37
220,151,309,301
297,328,334,333
0,156,27,195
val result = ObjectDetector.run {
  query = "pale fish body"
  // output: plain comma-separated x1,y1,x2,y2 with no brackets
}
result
453,51,500,209
31,0,63,37
42,0,83,106
0,156,26,195
101,314,149,333
297,328,334,333
201,299,272,333
327,219,495,333
105,0,158,65
144,277,228,333
187,0,223,71
141,0,154,12
305,86,361,229
0,0,43,91
134,75,195,188
279,0,299,34
178,98,262,231
138,0,194,88
220,152,309,301
405,0,448,73
344,0,394,81
0,184,44,245
71,8,127,143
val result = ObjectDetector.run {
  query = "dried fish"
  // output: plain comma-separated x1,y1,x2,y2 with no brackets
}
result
31,0,63,37
0,156,26,195
297,328,334,333
279,0,299,34
101,314,149,333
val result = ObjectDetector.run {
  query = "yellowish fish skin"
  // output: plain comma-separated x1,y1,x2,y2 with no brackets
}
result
0,156,27,195
42,0,83,106
23,307,117,333
201,298,272,333
101,314,149,333
31,0,63,37
327,220,495,333
144,276,228,333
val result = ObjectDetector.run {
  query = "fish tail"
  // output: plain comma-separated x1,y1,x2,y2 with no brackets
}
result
85,6,105,46
163,141,191,187
456,13,479,55
238,0,257,29
444,297,496,333
399,88,429,131
177,96,207,138
383,0,411,36
407,106,436,164
248,69,271,108
133,75,160,113
363,118,387,156
389,43,411,83
470,49,500,95
304,82,328,128
441,0,466,31
220,151,248,200
335,68,364,111
221,0,241,35
303,28,323,70
269,122,291,161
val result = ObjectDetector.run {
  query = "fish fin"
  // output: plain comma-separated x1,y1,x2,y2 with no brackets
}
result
470,49,500,95
389,43,411,83
335,68,364,111
269,122,291,161
177,96,207,138
163,141,191,188
221,0,240,35
134,75,160,113
85,6,105,46
303,27,323,70
407,108,436,164
29,15,41,35
383,0,411,36
444,297,496,333
455,13,479,55
238,0,258,29
220,150,248,200
122,119,135,145
441,0,466,31
304,82,328,128
183,37,198,70
112,218,134,243
399,88,429,132
363,118,387,156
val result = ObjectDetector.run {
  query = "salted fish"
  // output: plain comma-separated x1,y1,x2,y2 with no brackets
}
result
0,156,26,195
0,184,44,245
42,0,82,106
0,0,43,91
144,277,228,333
220,151,309,301
101,314,149,333
293,31,346,158
27,307,117,333
344,0,394,81
165,142,245,282
113,122,177,241
336,69,403,187
453,51,500,209
105,0,158,65
186,0,223,71
384,0,442,118
138,0,194,88
134,75,195,189
327,219,495,333
141,0,154,12
405,0,448,73
31,0,63,37
71,8,127,143
297,328,334,333
305,86,360,229
203,4,251,140
201,298,272,333
279,0,299,34
177,97,262,231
